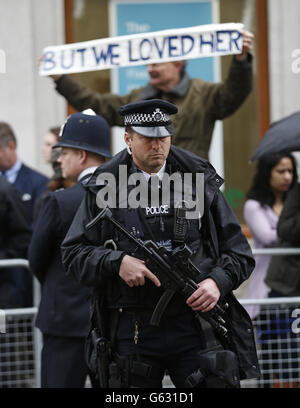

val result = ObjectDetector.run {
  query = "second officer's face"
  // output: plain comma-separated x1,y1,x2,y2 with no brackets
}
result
125,131,171,174
57,147,81,181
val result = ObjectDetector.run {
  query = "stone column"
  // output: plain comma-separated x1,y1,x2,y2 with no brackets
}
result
0,0,66,175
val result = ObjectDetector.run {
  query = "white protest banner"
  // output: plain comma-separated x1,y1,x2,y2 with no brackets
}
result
39,22,244,76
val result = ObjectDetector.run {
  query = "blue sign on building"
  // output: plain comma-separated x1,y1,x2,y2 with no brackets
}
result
110,0,217,95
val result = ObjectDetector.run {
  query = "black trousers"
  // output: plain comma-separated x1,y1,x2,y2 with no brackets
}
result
41,334,95,388
115,309,206,388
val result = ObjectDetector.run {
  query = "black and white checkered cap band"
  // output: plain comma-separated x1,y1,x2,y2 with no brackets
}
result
124,108,171,126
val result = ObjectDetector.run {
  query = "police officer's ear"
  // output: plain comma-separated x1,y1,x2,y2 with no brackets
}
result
124,130,132,155
124,131,132,151
77,148,88,164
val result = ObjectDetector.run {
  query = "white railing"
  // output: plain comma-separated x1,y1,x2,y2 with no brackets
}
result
0,259,30,268
252,248,300,256
240,297,300,388
0,259,41,388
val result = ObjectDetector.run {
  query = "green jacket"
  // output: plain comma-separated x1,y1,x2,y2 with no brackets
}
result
55,55,252,159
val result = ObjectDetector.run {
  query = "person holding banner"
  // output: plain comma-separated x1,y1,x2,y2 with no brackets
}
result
47,29,254,159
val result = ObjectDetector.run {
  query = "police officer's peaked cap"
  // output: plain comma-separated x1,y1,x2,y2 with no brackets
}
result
53,109,112,158
118,99,178,138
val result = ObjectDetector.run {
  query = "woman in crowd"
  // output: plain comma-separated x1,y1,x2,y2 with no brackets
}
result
243,152,297,387
243,152,297,318
264,180,300,387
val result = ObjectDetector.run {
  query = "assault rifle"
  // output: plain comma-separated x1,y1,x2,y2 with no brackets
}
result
86,208,228,340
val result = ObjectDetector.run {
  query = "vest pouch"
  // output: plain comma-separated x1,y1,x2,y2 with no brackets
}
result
184,345,240,388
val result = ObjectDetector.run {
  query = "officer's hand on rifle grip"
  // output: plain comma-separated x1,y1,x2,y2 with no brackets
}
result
119,255,161,288
186,278,220,313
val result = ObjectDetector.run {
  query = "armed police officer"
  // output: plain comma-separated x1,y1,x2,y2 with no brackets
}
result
61,99,259,388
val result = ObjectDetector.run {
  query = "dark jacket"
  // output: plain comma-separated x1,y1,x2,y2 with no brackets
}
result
11,163,49,307
14,163,49,225
0,177,31,308
55,55,252,159
265,183,300,296
28,180,92,337
61,146,259,380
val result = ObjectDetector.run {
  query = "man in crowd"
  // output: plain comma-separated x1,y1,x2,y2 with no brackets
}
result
0,176,31,308
48,30,254,159
28,109,112,388
0,122,49,307
0,122,49,224
61,99,259,388
0,177,31,386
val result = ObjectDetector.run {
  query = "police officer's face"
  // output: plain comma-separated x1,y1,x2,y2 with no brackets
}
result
147,62,182,90
57,147,82,181
125,132,171,174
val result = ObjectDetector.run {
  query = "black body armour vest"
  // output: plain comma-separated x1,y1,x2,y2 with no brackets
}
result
104,162,211,315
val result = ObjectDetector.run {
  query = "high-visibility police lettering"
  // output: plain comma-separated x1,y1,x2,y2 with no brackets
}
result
146,205,169,215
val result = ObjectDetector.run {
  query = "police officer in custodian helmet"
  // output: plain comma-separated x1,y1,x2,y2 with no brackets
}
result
29,109,111,387
61,99,260,388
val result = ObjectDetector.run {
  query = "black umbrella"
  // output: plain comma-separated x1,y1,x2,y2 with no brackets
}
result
251,111,300,161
